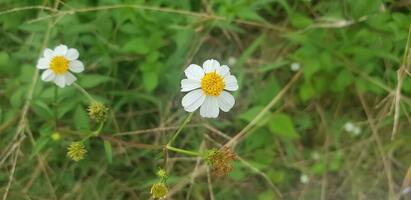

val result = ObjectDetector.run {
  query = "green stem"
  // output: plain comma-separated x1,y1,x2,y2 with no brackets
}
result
166,145,202,157
73,83,94,102
81,122,105,142
93,122,105,136
53,86,58,129
167,112,194,146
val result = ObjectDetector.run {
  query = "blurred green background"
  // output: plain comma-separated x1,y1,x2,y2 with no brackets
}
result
1,0,411,199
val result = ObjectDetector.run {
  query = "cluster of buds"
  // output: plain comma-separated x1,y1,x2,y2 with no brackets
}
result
205,146,237,177
150,169,168,199
150,183,168,199
87,101,109,123
67,142,87,161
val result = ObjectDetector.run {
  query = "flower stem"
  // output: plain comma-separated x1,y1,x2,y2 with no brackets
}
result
93,122,105,136
166,145,202,157
81,122,105,142
167,112,194,146
73,83,94,102
53,85,59,129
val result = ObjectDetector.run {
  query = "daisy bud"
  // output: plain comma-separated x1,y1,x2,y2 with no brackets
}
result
205,146,237,177
87,101,109,123
150,183,168,199
51,132,61,141
67,142,87,161
300,174,309,184
156,169,168,180
290,62,301,71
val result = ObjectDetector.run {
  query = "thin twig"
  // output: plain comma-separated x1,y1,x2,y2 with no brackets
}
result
167,112,194,146
206,167,215,200
0,5,56,15
391,25,411,140
2,147,20,200
357,89,395,200
226,71,302,148
113,124,200,136
25,4,287,32
100,135,163,149
185,141,206,200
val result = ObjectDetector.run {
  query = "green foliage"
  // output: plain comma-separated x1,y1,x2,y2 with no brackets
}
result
268,113,299,140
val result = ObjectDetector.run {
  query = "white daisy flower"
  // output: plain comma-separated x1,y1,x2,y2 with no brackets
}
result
343,121,355,132
36,44,84,88
300,174,309,184
181,59,239,118
290,62,301,71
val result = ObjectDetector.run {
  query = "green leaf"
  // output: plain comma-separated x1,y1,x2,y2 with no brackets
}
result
0,52,12,74
303,59,320,80
79,75,112,89
257,60,289,73
121,38,149,54
333,70,354,92
10,88,24,108
142,71,158,92
290,13,312,28
103,140,113,164
74,106,90,130
238,106,270,127
268,113,299,140
30,136,50,159
31,101,54,119
258,191,277,200
237,7,265,22
235,33,265,68
299,82,315,102
228,162,246,181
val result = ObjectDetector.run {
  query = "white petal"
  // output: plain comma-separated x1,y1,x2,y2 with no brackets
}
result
65,48,79,60
184,92,206,112
54,75,66,88
54,44,68,56
182,89,205,112
200,96,219,118
41,69,55,82
184,64,204,80
202,59,220,73
224,75,239,91
69,60,84,73
43,48,54,59
217,65,230,77
36,58,50,69
181,79,201,92
217,91,235,112
64,72,77,86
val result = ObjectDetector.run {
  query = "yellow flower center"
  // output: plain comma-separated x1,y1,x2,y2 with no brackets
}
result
151,183,168,199
67,142,86,162
50,56,69,74
201,72,225,96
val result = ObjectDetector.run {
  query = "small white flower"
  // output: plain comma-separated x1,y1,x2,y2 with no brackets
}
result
311,152,320,160
300,174,309,184
228,57,237,66
343,121,362,136
181,59,239,118
352,126,362,136
36,44,84,88
401,187,411,195
343,122,355,132
290,62,300,71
